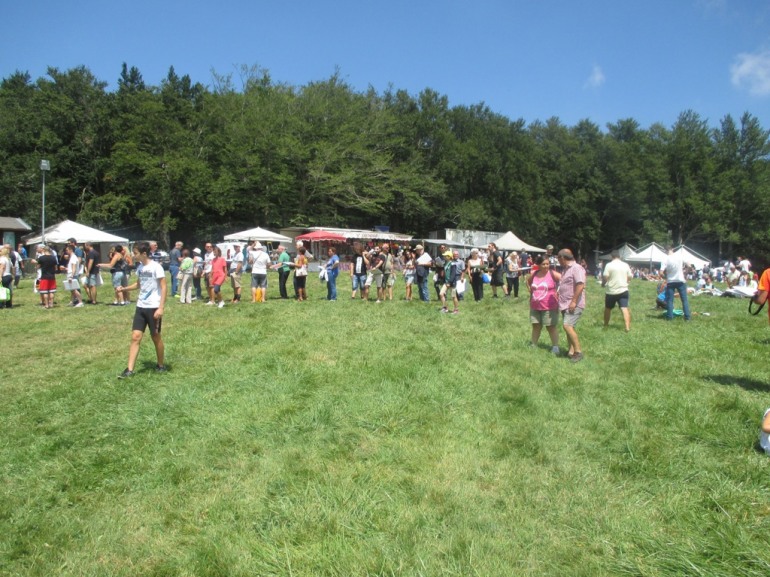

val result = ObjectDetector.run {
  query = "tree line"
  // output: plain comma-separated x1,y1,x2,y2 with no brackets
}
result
1,63,769,262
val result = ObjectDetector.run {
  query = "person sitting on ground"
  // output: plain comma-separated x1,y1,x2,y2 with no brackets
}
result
656,280,668,310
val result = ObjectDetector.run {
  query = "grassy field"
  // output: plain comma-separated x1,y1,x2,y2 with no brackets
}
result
2,273,770,576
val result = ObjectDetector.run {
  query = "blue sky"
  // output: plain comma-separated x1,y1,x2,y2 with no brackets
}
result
2,0,769,129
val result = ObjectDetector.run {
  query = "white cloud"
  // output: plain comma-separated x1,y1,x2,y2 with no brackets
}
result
584,64,605,89
731,50,770,96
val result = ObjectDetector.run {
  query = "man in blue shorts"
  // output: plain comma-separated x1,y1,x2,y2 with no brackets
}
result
117,242,167,378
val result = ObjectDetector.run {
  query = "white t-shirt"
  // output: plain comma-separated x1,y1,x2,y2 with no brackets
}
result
203,251,214,273
67,254,83,278
663,254,685,283
739,259,751,273
603,259,632,295
230,251,244,272
250,250,271,274
0,255,11,278
136,260,165,309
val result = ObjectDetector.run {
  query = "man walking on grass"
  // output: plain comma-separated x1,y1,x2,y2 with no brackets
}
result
602,250,633,332
117,242,167,378
558,249,586,363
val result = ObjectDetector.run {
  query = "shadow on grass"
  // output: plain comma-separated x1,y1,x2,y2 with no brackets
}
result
703,374,770,392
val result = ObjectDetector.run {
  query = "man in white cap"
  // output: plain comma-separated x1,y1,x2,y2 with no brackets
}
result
414,244,432,302
192,247,203,300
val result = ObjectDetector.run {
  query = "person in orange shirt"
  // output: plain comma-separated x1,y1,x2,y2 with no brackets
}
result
752,268,770,323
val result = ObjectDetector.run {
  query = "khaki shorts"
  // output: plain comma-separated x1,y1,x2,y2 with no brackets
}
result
439,284,455,298
230,272,242,289
530,308,558,327
562,307,584,327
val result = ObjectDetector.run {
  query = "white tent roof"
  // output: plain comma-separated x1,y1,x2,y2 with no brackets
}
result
600,243,638,261
224,226,292,243
675,245,711,268
23,220,128,245
625,242,668,263
492,231,545,253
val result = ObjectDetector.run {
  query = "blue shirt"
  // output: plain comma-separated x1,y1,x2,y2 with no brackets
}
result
326,254,340,277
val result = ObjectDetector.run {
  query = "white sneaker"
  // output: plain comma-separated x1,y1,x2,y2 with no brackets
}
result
206,301,215,306
551,346,560,355
74,302,84,308
218,301,225,308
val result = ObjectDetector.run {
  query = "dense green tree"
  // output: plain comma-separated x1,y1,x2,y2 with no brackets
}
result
665,110,716,245
104,67,213,247
712,113,770,258
2,64,769,262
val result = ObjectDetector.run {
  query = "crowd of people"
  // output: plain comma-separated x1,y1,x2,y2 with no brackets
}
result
3,238,766,364
7,236,770,446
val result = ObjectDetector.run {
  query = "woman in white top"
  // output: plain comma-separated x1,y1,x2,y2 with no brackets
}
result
0,247,13,309
465,249,486,302
65,245,84,307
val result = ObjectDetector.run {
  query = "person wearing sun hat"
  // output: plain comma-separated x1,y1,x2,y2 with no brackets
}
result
250,242,271,302
439,249,460,314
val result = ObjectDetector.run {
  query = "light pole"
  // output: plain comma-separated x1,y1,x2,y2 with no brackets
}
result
40,160,50,244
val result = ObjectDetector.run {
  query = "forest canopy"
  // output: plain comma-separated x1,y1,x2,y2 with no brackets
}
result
1,63,769,261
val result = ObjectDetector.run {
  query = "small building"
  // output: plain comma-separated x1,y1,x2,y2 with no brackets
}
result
0,216,32,248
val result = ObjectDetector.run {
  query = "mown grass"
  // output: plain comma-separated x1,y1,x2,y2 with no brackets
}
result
2,274,770,576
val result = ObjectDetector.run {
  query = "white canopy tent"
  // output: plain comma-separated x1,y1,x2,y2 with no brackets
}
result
223,226,292,244
675,245,711,268
599,243,638,261
23,219,128,245
492,231,545,253
625,242,668,264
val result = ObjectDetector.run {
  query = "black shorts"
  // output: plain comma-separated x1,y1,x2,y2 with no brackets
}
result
132,307,162,336
295,276,307,290
605,291,629,309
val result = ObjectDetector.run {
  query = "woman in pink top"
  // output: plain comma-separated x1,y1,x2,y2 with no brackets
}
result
527,254,562,355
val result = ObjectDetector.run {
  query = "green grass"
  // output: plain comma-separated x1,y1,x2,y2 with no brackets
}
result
2,275,770,576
